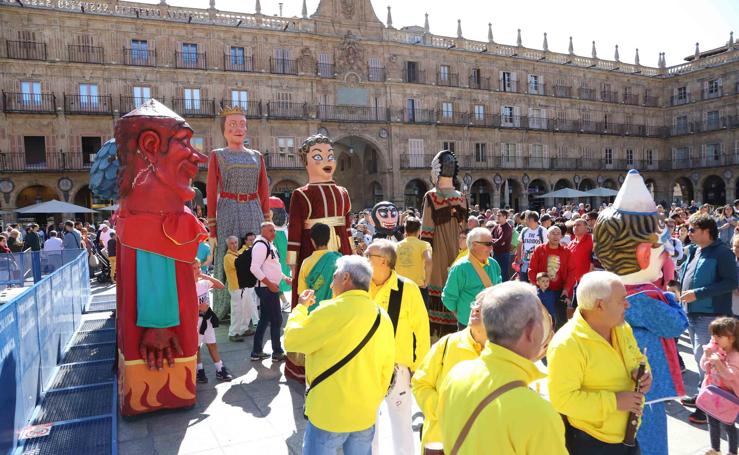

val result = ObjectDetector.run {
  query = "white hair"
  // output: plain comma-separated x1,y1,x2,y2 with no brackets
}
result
335,255,372,291
466,227,491,250
576,271,623,310
479,281,541,346
547,225,561,235
368,239,397,269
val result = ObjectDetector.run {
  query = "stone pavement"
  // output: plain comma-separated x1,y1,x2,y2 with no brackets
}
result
117,310,713,455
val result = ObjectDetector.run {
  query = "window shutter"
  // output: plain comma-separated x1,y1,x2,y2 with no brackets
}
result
513,106,521,126
500,142,506,159
718,78,723,92
498,70,504,86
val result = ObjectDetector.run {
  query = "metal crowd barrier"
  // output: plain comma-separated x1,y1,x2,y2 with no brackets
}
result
0,249,87,287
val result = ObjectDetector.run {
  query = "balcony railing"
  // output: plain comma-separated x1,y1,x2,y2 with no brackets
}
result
437,73,459,87
468,113,499,128
123,48,156,67
578,87,596,100
264,153,303,169
368,67,386,82
623,93,639,105
266,101,307,119
671,154,739,169
600,90,619,103
2,92,56,114
220,100,262,118
670,116,739,135
224,55,255,72
63,152,93,170
702,88,723,100
67,45,104,64
171,98,216,117
317,63,335,78
270,58,298,75
403,69,426,84
317,105,388,122
436,111,466,125
120,95,162,115
400,108,435,124
64,94,113,115
527,83,545,95
644,95,659,107
469,76,491,90
176,51,207,69
399,154,433,169
6,40,47,60
670,94,691,106
552,85,572,98
499,80,519,93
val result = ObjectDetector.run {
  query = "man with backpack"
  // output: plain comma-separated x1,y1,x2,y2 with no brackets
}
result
514,211,548,283
249,222,292,362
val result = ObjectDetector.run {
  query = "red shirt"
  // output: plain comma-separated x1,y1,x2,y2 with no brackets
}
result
566,233,593,294
527,243,574,293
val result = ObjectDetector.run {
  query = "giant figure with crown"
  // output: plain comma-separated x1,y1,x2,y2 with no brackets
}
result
111,100,209,415
593,170,688,455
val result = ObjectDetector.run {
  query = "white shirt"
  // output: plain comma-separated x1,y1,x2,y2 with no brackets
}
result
99,228,111,247
43,237,63,252
249,235,285,287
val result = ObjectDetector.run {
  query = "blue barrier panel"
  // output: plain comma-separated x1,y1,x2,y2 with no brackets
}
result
0,301,21,454
0,249,86,287
15,288,41,427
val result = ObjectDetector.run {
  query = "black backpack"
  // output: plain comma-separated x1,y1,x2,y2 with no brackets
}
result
234,240,272,289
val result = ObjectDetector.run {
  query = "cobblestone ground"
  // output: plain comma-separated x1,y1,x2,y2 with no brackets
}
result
116,296,710,454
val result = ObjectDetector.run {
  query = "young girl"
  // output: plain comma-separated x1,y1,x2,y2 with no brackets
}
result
701,317,739,455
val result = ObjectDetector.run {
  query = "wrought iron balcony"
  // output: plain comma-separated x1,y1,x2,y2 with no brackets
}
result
6,40,47,60
399,108,435,124
436,110,466,125
578,87,596,100
468,76,491,90
644,95,659,107
64,94,113,115
220,100,262,118
527,83,545,95
68,45,104,64
368,67,386,82
623,93,639,105
2,92,56,114
403,68,426,84
317,105,388,122
600,90,619,103
499,80,519,93
552,85,572,98
171,98,216,117
224,54,255,72
468,113,499,128
671,154,739,169
702,88,723,100
399,154,434,169
123,48,156,67
63,152,93,170
670,94,691,106
270,58,298,75
176,51,207,69
265,153,303,169
436,73,459,87
0,153,46,171
317,63,335,78
266,101,307,119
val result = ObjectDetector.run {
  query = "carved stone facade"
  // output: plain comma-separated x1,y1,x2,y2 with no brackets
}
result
0,0,737,216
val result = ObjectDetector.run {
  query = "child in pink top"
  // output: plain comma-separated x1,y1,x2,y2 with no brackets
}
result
701,317,739,455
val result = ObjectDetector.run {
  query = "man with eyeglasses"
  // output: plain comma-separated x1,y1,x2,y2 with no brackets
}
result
443,227,502,330
679,213,738,424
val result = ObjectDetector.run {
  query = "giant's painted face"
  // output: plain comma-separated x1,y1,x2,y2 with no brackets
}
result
223,113,247,147
371,201,399,233
305,142,336,183
157,127,206,202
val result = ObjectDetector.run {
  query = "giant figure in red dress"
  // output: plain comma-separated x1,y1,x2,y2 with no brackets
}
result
114,99,208,416
285,134,352,383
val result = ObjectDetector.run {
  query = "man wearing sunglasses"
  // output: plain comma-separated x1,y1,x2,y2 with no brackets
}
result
443,227,502,330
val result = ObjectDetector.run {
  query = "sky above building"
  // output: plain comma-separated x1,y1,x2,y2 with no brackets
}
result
142,0,737,68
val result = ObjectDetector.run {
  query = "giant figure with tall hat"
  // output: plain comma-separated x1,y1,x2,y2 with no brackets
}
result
593,169,688,455
113,99,209,415
207,106,271,319
285,134,352,383
421,150,468,340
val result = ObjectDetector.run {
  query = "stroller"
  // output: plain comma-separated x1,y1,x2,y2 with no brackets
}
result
92,248,112,284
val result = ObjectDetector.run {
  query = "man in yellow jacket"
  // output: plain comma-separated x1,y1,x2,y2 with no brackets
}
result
547,271,652,454
412,300,487,452
284,255,395,454
365,239,430,455
438,282,566,455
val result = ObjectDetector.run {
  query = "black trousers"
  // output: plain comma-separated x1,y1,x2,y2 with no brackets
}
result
567,425,641,455
709,416,738,453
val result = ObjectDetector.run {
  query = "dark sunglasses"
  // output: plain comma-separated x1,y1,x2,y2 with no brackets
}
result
688,227,696,233
474,241,494,247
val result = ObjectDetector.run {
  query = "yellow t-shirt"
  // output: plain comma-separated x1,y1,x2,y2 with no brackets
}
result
396,236,432,287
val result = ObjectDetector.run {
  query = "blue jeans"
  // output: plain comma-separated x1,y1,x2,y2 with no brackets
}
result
303,420,374,455
688,314,714,392
251,286,283,356
494,252,511,282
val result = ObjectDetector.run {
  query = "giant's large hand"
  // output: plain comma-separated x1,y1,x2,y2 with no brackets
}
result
139,328,183,370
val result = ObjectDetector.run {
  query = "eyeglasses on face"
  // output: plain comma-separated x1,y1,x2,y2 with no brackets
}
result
473,241,494,247
363,253,385,260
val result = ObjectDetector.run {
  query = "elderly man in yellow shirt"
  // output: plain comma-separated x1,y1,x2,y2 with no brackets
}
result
365,239,430,455
438,281,566,455
547,271,652,455
412,298,487,452
222,235,253,341
284,255,395,454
